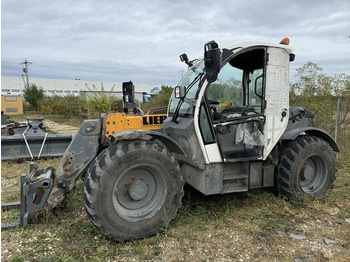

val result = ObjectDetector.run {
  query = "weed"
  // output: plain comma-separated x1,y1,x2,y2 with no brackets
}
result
10,254,25,262
2,126,350,262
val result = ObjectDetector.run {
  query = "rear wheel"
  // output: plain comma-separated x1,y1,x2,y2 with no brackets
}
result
83,140,184,241
277,135,336,200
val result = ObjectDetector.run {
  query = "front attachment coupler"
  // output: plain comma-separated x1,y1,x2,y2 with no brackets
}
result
20,163,59,226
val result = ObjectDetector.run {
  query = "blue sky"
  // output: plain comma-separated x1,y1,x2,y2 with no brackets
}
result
2,0,350,87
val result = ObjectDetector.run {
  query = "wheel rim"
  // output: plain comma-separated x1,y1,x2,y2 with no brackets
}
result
112,164,166,222
298,155,327,194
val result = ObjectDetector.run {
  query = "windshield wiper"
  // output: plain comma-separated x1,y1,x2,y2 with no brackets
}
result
171,72,204,123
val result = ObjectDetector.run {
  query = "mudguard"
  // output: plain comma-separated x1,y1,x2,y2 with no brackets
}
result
110,130,186,156
281,127,339,152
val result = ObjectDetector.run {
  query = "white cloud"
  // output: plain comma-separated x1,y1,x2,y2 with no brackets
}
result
2,0,350,86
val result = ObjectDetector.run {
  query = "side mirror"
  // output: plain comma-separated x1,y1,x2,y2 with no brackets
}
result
204,41,221,83
123,95,129,103
174,86,186,99
180,54,188,63
122,81,136,113
180,53,193,67
290,53,295,62
122,81,134,103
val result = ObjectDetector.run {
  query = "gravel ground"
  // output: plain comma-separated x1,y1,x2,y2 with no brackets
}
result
43,119,79,135
1,120,349,261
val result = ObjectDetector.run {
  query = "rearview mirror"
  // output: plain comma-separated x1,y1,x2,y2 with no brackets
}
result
204,41,221,83
180,53,193,67
180,54,188,62
122,81,134,103
174,86,186,99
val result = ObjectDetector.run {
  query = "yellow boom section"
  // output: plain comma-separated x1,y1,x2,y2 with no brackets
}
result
105,113,167,137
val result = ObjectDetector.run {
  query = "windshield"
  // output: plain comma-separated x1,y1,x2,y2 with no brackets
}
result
168,60,204,116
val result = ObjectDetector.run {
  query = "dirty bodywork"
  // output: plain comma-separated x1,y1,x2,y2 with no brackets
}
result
15,112,169,228
5,40,338,242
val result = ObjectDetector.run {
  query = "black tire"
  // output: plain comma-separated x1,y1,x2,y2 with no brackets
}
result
277,135,336,200
83,140,184,241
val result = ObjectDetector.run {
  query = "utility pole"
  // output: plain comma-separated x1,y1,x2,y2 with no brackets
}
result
20,59,32,88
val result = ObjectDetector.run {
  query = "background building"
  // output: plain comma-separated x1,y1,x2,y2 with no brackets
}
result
1,95,23,115
1,76,152,102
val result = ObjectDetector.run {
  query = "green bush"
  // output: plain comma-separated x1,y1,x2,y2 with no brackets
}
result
291,62,350,134
41,104,53,115
111,99,123,112
81,84,123,117
142,85,173,113
40,95,84,119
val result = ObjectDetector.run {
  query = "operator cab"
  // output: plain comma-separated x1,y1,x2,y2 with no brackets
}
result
166,40,292,165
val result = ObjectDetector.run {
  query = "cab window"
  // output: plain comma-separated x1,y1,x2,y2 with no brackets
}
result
206,48,266,121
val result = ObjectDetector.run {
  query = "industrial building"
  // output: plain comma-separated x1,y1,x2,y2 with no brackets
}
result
1,95,24,115
1,76,152,102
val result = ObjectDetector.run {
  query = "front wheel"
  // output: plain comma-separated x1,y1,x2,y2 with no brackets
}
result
83,140,184,241
277,135,336,200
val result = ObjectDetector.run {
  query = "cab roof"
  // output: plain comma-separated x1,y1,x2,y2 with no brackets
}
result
227,41,294,53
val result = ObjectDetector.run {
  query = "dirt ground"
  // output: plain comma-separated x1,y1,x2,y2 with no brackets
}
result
43,119,79,136
1,120,349,261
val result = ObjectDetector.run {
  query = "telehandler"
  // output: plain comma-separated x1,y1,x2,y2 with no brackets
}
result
16,38,338,242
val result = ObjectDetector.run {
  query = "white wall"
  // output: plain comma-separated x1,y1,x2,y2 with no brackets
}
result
1,76,152,102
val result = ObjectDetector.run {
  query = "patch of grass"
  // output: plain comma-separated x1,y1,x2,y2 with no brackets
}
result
10,254,25,262
1,209,20,224
1,158,61,203
2,132,350,261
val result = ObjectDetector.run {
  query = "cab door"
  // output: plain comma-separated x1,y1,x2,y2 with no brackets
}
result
262,47,290,159
201,47,267,162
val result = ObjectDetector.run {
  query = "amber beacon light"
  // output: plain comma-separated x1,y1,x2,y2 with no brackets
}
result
279,38,290,45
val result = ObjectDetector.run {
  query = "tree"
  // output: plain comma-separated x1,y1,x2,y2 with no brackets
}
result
290,62,350,133
23,84,45,112
150,85,174,107
142,85,174,112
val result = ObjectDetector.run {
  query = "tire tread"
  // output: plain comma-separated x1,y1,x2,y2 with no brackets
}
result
83,140,184,241
277,135,336,200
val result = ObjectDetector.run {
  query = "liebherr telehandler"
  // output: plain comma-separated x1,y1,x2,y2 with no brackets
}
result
16,38,338,242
